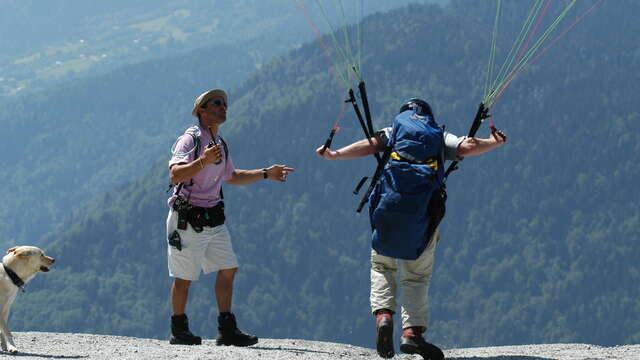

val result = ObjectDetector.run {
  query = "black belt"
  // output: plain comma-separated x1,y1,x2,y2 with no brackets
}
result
173,197,225,232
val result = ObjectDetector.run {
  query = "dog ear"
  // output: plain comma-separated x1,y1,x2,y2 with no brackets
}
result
12,247,36,257
18,250,36,257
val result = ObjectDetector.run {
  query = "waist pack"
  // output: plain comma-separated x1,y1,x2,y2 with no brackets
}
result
173,196,225,232
369,110,446,260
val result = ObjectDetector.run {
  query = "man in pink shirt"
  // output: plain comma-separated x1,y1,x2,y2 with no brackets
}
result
167,89,294,346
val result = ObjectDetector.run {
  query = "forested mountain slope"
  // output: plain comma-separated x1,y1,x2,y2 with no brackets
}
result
0,43,256,245
9,0,640,349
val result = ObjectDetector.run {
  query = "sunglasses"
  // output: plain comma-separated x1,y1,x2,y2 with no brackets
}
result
204,99,227,108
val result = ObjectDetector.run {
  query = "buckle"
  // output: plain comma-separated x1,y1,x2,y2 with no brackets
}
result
390,152,439,170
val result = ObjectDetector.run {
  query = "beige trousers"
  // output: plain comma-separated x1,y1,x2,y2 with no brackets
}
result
370,230,440,330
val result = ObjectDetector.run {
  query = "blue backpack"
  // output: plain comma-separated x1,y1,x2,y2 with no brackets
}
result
368,109,445,260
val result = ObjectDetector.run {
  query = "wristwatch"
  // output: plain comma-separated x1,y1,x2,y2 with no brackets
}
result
262,168,268,179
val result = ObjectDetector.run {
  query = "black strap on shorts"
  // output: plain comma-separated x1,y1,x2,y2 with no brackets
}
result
172,197,225,233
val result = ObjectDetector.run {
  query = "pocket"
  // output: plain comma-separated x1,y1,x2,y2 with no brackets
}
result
394,133,441,163
394,139,432,161
374,183,430,217
370,182,431,260
370,174,436,259
385,163,437,194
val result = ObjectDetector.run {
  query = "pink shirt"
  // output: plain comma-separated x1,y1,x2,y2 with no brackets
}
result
168,125,235,208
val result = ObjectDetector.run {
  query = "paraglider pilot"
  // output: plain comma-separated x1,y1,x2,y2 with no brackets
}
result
316,98,506,359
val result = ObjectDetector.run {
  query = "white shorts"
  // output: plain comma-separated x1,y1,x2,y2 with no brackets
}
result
166,209,239,281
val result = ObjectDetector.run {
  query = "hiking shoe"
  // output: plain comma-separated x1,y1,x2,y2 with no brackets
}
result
169,314,202,345
216,312,258,347
374,309,395,358
399,326,444,360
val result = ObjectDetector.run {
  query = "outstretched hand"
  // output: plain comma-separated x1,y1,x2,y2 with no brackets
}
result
265,164,295,182
315,145,339,160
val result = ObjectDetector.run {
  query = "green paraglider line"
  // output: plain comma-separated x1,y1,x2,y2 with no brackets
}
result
314,0,363,85
489,0,546,97
488,1,576,104
295,0,349,154
452,0,600,180
297,0,367,154
486,0,602,110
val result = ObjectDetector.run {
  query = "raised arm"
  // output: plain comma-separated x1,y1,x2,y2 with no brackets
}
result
457,129,507,157
315,136,384,160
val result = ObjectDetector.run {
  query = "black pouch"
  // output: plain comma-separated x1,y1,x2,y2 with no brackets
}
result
187,206,206,233
172,197,190,230
426,186,447,241
204,202,225,227
168,230,182,251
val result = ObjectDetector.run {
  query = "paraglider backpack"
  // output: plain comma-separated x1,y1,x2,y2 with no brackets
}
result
368,109,447,260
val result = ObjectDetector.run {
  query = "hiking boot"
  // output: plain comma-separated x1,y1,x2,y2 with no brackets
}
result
169,314,202,345
216,312,258,347
374,309,395,358
399,326,444,360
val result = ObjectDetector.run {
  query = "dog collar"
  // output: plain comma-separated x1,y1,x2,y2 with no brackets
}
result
2,263,25,292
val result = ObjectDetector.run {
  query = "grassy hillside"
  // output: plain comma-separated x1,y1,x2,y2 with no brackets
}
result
8,0,640,349
0,0,430,97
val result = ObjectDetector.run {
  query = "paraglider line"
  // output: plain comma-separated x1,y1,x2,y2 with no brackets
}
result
490,0,603,112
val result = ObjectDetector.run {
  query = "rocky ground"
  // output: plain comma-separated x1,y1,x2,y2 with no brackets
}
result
0,332,638,359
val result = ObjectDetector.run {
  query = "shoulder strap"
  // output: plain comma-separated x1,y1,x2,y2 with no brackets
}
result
218,136,229,161
185,132,200,189
216,136,229,200
191,132,201,160
171,129,201,196
355,146,392,213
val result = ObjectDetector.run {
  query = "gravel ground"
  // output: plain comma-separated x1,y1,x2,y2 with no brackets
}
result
1,332,638,360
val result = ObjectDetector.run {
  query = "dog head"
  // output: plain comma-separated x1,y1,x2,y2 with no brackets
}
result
3,246,55,280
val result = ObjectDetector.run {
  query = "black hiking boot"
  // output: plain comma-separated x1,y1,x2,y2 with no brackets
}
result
169,314,202,345
399,326,444,360
374,309,395,358
216,312,258,347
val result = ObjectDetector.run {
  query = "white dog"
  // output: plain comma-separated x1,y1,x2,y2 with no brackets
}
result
0,246,54,353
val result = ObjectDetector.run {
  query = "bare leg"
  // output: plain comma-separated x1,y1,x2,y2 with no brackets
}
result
171,278,191,315
215,268,237,312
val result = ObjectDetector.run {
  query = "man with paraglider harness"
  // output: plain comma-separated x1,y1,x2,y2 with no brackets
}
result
316,98,507,359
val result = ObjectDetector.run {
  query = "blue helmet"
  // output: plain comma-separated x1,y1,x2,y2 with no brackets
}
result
398,98,434,118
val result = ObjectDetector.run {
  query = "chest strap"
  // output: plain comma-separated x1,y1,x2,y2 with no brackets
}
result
390,151,439,170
